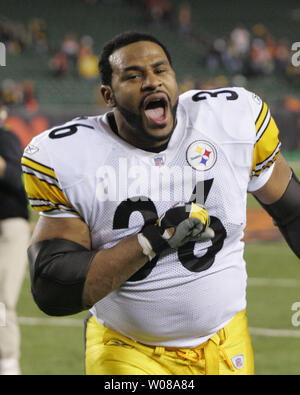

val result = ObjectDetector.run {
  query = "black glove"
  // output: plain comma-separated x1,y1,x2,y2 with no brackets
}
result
137,203,214,260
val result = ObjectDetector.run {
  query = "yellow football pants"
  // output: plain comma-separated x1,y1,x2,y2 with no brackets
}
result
84,309,254,375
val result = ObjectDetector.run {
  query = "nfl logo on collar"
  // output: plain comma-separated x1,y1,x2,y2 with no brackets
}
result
153,154,165,166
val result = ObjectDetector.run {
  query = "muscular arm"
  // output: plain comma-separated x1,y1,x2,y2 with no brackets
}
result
30,216,148,308
252,153,300,258
252,153,291,204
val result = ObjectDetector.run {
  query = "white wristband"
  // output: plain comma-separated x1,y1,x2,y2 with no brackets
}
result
137,233,156,261
162,228,173,240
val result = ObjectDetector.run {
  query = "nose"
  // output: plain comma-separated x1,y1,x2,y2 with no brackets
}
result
141,71,161,91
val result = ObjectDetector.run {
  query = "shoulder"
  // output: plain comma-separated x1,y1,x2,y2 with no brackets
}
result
22,115,111,188
179,86,258,111
178,87,265,142
24,115,98,145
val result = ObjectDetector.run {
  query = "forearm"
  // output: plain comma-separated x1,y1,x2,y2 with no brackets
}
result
82,234,148,307
83,202,211,306
255,170,300,258
28,208,210,316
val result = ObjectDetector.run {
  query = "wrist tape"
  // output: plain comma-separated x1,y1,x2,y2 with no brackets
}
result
138,224,170,259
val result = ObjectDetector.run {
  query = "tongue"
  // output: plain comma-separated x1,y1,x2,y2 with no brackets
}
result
145,107,166,124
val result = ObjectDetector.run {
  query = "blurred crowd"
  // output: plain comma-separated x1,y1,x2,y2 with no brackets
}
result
0,15,99,81
133,1,300,87
204,23,299,84
1,1,300,111
49,34,99,80
0,79,38,113
138,1,300,85
47,0,193,81
1,1,299,84
0,17,48,55
0,0,299,152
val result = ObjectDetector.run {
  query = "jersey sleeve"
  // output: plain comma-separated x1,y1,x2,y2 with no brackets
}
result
246,92,281,192
21,141,80,218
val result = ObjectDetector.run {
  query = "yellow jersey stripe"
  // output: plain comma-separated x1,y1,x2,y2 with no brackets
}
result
254,141,281,169
21,156,57,180
256,110,271,143
251,142,281,177
251,116,280,176
28,198,76,211
22,167,61,190
255,102,268,133
24,173,73,210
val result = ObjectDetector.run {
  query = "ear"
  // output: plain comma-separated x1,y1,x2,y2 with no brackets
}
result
100,85,115,107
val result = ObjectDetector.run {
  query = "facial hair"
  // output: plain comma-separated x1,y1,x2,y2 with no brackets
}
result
114,94,179,143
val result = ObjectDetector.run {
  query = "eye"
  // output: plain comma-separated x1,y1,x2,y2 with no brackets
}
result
127,74,141,80
155,68,166,74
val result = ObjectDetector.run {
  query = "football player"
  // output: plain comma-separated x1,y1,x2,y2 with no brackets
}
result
22,31,300,375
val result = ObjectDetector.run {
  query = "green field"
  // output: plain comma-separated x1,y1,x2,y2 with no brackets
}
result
17,239,300,375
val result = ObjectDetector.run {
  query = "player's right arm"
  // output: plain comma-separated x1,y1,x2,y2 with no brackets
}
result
29,215,148,311
29,204,211,316
22,140,149,315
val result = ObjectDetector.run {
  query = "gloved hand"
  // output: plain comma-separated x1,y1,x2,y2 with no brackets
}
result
138,203,215,260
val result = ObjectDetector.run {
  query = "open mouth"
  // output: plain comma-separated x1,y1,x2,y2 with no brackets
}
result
143,94,169,126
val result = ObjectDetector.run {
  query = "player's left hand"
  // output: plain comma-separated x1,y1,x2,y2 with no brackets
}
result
138,203,215,261
157,202,215,248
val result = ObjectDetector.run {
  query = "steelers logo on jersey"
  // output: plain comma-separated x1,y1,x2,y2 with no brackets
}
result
186,140,217,171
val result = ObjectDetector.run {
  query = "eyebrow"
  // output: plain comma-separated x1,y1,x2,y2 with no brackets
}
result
123,60,168,73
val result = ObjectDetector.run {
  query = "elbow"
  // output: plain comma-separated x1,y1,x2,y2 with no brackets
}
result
28,238,97,316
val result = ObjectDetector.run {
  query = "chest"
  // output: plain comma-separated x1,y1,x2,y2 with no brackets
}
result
87,126,252,248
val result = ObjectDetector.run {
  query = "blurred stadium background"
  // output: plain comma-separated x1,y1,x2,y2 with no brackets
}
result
1,0,300,375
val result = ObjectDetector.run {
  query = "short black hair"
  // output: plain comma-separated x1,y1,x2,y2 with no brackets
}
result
98,31,173,86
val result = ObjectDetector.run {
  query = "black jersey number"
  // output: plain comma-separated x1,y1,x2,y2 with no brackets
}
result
177,180,227,272
49,122,94,139
112,179,227,281
113,198,160,281
192,89,238,102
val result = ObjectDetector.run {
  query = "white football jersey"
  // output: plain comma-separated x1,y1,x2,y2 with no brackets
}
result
22,87,280,347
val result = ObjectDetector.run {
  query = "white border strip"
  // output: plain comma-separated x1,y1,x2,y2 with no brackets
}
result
249,327,300,338
248,277,300,287
18,316,82,327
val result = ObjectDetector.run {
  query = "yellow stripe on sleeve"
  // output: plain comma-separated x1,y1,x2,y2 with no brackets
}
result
255,102,268,133
23,172,78,215
251,116,281,177
21,156,57,180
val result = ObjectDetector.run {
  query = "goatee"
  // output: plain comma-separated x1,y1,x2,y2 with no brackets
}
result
114,96,178,143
